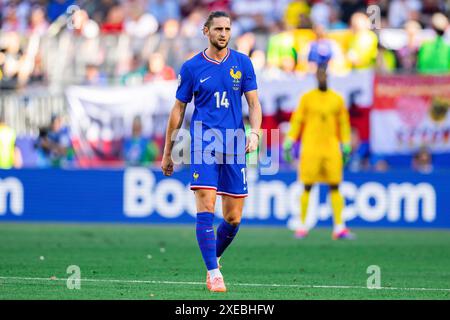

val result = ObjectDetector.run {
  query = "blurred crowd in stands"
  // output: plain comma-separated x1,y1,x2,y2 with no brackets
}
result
1,0,449,171
1,0,450,89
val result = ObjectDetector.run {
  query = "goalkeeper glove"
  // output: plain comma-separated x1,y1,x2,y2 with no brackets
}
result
342,143,352,166
283,137,294,163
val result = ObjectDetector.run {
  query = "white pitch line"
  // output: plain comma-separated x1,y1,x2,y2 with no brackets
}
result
0,276,449,292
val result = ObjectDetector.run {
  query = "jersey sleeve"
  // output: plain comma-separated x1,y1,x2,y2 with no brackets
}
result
242,57,258,93
287,95,307,141
175,63,194,103
337,95,351,145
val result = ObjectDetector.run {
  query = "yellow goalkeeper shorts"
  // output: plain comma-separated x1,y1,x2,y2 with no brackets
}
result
299,150,343,185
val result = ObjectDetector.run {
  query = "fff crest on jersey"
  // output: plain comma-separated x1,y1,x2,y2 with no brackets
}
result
229,66,241,91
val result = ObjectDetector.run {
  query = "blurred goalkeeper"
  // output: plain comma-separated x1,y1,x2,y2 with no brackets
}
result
283,66,355,240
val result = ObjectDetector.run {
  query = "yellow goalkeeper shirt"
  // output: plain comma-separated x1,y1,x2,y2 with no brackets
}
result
287,88,350,154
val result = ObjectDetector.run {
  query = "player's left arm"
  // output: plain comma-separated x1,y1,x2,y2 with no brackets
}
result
244,90,262,153
338,95,352,164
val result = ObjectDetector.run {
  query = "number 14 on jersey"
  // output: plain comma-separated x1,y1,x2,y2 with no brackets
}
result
214,91,230,108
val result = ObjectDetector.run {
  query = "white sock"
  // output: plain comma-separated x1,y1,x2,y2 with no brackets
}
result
208,268,222,279
334,224,346,233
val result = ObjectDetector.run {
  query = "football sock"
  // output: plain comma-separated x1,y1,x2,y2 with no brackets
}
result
196,212,218,271
216,220,240,258
300,190,310,227
330,190,345,231
208,268,222,279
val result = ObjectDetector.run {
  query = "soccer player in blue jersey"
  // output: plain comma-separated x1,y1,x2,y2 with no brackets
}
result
161,11,262,292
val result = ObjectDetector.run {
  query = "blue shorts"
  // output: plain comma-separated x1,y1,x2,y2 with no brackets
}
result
190,152,248,198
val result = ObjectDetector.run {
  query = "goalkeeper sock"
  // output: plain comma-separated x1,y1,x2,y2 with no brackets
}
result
330,190,346,232
300,191,310,228
196,212,218,271
216,220,240,258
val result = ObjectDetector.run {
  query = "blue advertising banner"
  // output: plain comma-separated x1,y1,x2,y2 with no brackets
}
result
0,168,449,228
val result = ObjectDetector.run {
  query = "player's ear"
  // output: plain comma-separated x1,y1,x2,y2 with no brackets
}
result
202,26,208,36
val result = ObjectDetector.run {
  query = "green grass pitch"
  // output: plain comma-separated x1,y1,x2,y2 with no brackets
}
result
0,223,449,300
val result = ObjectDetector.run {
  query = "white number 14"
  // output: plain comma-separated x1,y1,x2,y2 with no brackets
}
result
214,91,229,108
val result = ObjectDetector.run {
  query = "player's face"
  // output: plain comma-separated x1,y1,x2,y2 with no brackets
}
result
205,17,231,50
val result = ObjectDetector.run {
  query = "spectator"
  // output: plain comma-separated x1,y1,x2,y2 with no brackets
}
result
100,4,125,34
388,0,422,28
0,1,29,33
143,52,176,82
310,0,331,30
417,13,450,74
231,0,275,33
156,18,183,70
147,0,181,25
179,9,206,57
283,0,310,29
376,41,397,74
307,24,334,73
420,0,444,26
29,5,49,36
123,115,159,166
249,49,266,75
347,12,378,70
329,5,347,30
125,5,158,39
180,8,206,39
235,32,256,56
412,146,433,173
120,54,146,86
85,0,118,25
0,112,22,169
373,157,389,172
396,20,422,73
34,115,74,168
0,32,29,90
266,30,297,71
83,63,108,85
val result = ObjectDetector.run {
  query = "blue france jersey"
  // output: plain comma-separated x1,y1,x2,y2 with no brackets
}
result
176,48,257,155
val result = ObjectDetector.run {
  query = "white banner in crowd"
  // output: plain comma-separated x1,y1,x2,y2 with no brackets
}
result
254,70,374,115
66,71,450,158
66,81,177,139
371,75,450,155
66,70,374,131
66,71,374,162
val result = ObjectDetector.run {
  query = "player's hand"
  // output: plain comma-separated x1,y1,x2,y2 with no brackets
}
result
161,153,174,176
283,137,294,163
342,143,352,166
246,130,259,154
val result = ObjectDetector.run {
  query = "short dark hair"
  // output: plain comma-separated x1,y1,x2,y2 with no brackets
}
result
203,11,231,29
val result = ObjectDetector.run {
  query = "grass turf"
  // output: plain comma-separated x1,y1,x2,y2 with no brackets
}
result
0,223,449,300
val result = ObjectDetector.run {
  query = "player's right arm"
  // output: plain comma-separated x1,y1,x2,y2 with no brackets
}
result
162,63,194,176
162,99,187,176
283,94,307,162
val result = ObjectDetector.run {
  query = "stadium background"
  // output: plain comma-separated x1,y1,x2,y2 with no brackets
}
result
0,0,450,299
1,0,450,300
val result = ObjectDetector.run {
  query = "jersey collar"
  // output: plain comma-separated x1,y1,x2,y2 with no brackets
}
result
202,48,230,65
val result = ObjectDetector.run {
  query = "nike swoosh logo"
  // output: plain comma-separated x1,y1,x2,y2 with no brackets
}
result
200,76,211,83
206,229,214,233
